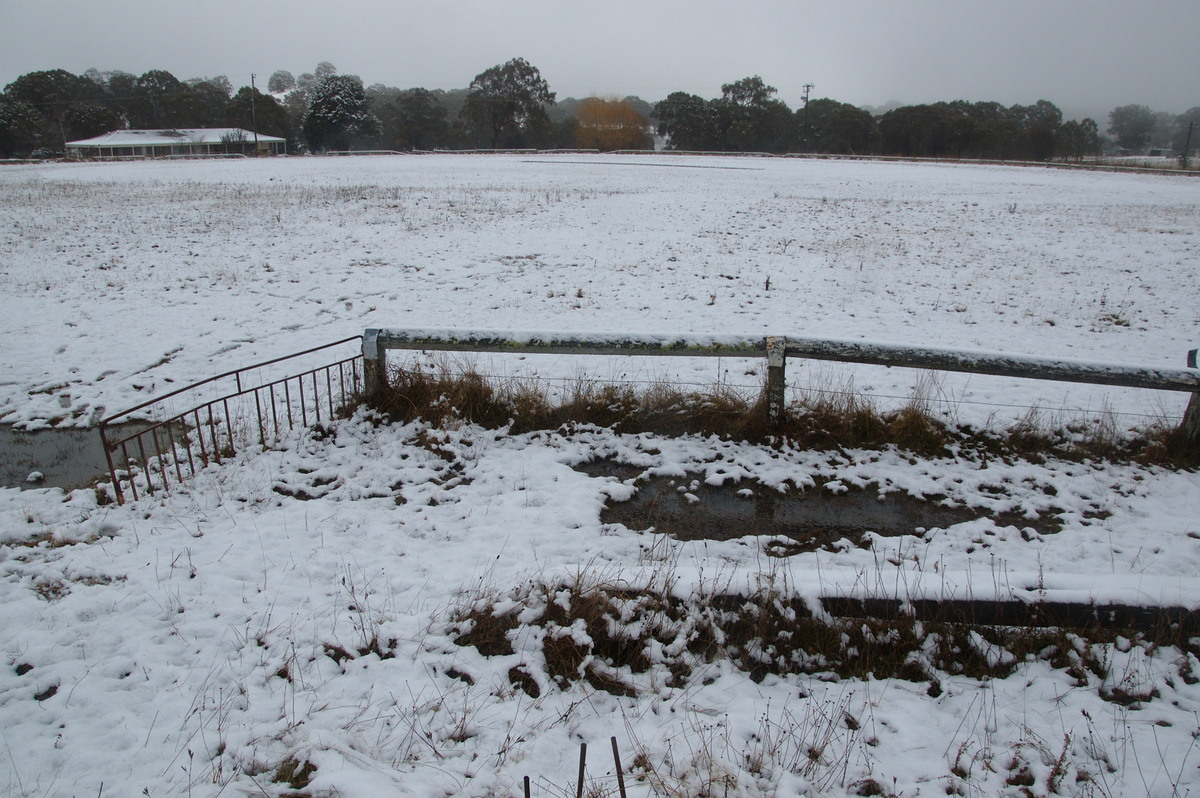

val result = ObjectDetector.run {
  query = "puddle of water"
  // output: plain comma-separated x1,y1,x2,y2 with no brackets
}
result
0,424,155,491
578,461,1061,554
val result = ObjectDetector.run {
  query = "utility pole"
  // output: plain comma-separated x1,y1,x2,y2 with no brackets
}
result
1183,121,1195,170
250,73,259,155
801,83,814,152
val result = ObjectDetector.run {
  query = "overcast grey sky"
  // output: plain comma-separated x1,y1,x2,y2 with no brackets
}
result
3,0,1197,119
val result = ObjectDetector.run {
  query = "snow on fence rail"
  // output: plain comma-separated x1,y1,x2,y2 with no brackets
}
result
99,336,363,505
364,327,1200,448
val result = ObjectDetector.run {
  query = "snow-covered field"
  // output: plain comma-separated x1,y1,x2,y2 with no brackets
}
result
2,154,1199,797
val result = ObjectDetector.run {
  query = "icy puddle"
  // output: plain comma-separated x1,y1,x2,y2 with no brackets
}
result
579,461,1061,555
0,423,158,491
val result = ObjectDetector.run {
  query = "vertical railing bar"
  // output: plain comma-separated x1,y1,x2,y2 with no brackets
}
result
312,370,321,424
151,426,170,493
299,376,308,427
326,367,335,418
166,420,185,483
193,409,209,466
100,424,125,506
121,440,139,502
136,432,154,495
181,416,197,476
223,398,235,455
284,381,293,429
338,362,347,407
254,387,266,448
207,404,221,463
269,384,280,440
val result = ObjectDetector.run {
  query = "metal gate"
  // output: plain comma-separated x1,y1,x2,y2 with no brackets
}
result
99,337,363,504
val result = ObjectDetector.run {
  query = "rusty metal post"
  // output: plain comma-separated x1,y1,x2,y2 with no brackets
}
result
299,377,308,427
193,409,209,465
254,389,266,448
363,328,387,397
576,742,587,798
611,737,628,798
766,336,787,429
326,368,335,418
121,440,138,501
136,433,154,494
99,423,125,506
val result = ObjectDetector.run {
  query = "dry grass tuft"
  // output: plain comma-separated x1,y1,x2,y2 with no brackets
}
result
363,362,1197,467
451,572,1200,699
273,757,317,791
451,601,520,657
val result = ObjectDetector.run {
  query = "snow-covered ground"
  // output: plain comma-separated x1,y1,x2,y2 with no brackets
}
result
3,154,1198,428
1,154,1199,797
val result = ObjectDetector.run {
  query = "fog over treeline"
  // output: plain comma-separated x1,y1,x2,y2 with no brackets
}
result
2,59,1197,161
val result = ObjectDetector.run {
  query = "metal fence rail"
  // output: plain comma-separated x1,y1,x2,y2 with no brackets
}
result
99,337,363,505
363,328,1200,449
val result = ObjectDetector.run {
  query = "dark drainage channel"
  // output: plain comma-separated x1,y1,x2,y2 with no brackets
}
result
822,597,1200,636
578,461,1190,635
0,424,146,491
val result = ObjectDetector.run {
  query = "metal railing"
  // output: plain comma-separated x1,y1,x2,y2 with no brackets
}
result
363,328,1200,449
99,336,363,504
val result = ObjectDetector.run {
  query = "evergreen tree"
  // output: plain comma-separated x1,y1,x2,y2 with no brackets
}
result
126,69,187,129
804,99,879,154
226,87,291,141
1108,104,1155,151
184,76,234,127
1174,108,1200,154
460,58,554,148
1014,100,1062,161
654,92,719,151
1058,118,1100,161
398,89,450,150
267,70,296,94
715,76,795,153
301,75,380,152
4,69,86,148
0,93,42,156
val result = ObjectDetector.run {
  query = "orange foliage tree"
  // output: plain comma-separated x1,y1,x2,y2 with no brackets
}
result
575,97,652,151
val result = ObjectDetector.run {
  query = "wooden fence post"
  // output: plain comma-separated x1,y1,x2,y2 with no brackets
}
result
766,336,786,429
1184,349,1200,451
362,328,386,397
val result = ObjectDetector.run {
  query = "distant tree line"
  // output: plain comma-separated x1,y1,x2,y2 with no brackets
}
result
2,60,1196,161
0,67,289,157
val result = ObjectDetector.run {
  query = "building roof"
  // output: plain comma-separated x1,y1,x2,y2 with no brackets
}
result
66,128,285,147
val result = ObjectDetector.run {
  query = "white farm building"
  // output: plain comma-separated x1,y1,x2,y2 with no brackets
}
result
66,128,286,158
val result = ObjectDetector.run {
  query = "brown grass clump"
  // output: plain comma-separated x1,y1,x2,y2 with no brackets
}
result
363,362,1196,467
273,757,317,791
450,601,520,657
371,364,772,440
780,392,957,456
371,365,522,429
450,575,1200,699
